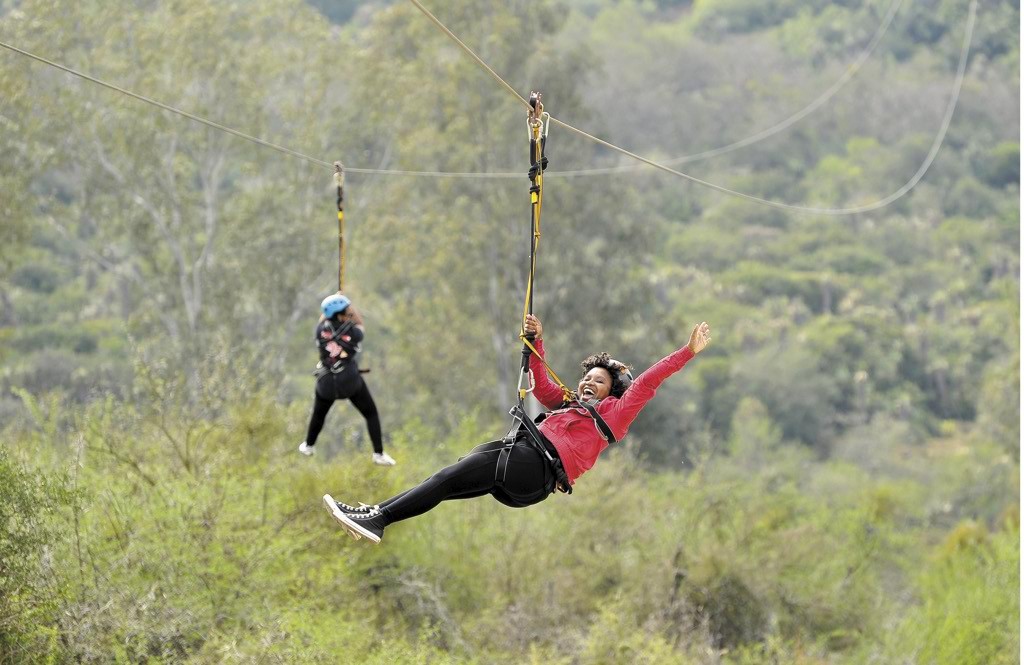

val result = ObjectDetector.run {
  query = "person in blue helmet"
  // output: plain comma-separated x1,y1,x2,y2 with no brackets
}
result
298,293,395,465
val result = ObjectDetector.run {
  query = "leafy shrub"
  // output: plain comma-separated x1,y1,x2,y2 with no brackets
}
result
943,176,1000,218
883,520,1020,664
973,141,1020,189
0,448,73,662
11,263,62,294
687,569,767,648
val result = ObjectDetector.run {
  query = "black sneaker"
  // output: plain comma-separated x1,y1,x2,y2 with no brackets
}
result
323,494,387,543
336,500,377,514
323,494,361,540
338,510,387,544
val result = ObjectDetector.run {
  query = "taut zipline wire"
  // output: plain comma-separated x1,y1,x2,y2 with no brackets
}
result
0,39,522,179
0,40,335,171
556,0,905,174
0,0,976,214
406,0,977,215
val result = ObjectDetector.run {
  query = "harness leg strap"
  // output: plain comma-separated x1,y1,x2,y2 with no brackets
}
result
494,439,515,488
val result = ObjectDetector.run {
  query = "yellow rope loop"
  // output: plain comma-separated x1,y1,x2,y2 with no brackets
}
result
520,334,575,403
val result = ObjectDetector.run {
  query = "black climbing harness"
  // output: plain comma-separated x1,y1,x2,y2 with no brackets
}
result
313,319,361,378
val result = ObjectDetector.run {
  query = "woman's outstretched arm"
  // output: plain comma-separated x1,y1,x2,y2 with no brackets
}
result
603,322,711,436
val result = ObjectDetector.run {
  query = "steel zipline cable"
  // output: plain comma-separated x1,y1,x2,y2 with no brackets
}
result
0,40,335,171
406,0,977,215
556,0,905,174
0,0,977,214
0,39,515,178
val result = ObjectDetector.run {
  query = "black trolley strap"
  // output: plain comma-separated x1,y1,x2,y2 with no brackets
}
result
328,162,370,375
334,162,346,291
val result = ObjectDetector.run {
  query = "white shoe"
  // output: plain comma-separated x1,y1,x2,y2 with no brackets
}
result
298,441,315,456
372,452,396,466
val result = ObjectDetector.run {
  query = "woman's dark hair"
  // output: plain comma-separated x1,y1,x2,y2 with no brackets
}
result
580,352,633,398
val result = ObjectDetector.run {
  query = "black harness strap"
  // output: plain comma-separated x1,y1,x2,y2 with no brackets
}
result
572,399,617,444
329,319,358,352
496,399,616,494
507,404,572,494
494,440,515,487
313,319,370,377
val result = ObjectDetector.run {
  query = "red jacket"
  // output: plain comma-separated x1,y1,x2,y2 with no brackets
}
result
529,339,696,484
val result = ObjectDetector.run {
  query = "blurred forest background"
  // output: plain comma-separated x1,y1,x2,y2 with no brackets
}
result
0,0,1019,662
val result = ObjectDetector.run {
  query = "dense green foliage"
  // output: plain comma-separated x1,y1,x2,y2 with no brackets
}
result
0,439,74,660
0,0,1018,661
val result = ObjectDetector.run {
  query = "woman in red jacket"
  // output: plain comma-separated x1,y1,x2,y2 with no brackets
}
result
324,315,711,544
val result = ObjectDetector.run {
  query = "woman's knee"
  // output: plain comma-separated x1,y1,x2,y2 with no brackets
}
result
428,466,462,488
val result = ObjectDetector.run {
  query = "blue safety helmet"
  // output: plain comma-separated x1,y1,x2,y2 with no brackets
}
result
321,294,351,318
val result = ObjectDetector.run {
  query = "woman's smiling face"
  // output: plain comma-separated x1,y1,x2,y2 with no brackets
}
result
578,367,613,401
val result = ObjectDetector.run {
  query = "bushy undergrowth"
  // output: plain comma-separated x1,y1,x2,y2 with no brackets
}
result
1,389,1016,663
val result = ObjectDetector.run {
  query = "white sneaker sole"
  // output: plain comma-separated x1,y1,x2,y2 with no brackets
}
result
322,494,361,541
322,494,382,544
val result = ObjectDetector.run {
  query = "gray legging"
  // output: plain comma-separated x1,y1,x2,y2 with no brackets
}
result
304,370,383,454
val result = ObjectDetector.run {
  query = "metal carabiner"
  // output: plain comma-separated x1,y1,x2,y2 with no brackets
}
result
517,367,536,397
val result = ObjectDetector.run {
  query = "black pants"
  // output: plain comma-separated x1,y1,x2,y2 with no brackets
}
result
304,370,383,454
378,437,555,525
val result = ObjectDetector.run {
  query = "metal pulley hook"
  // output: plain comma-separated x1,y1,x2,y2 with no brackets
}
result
527,91,544,136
